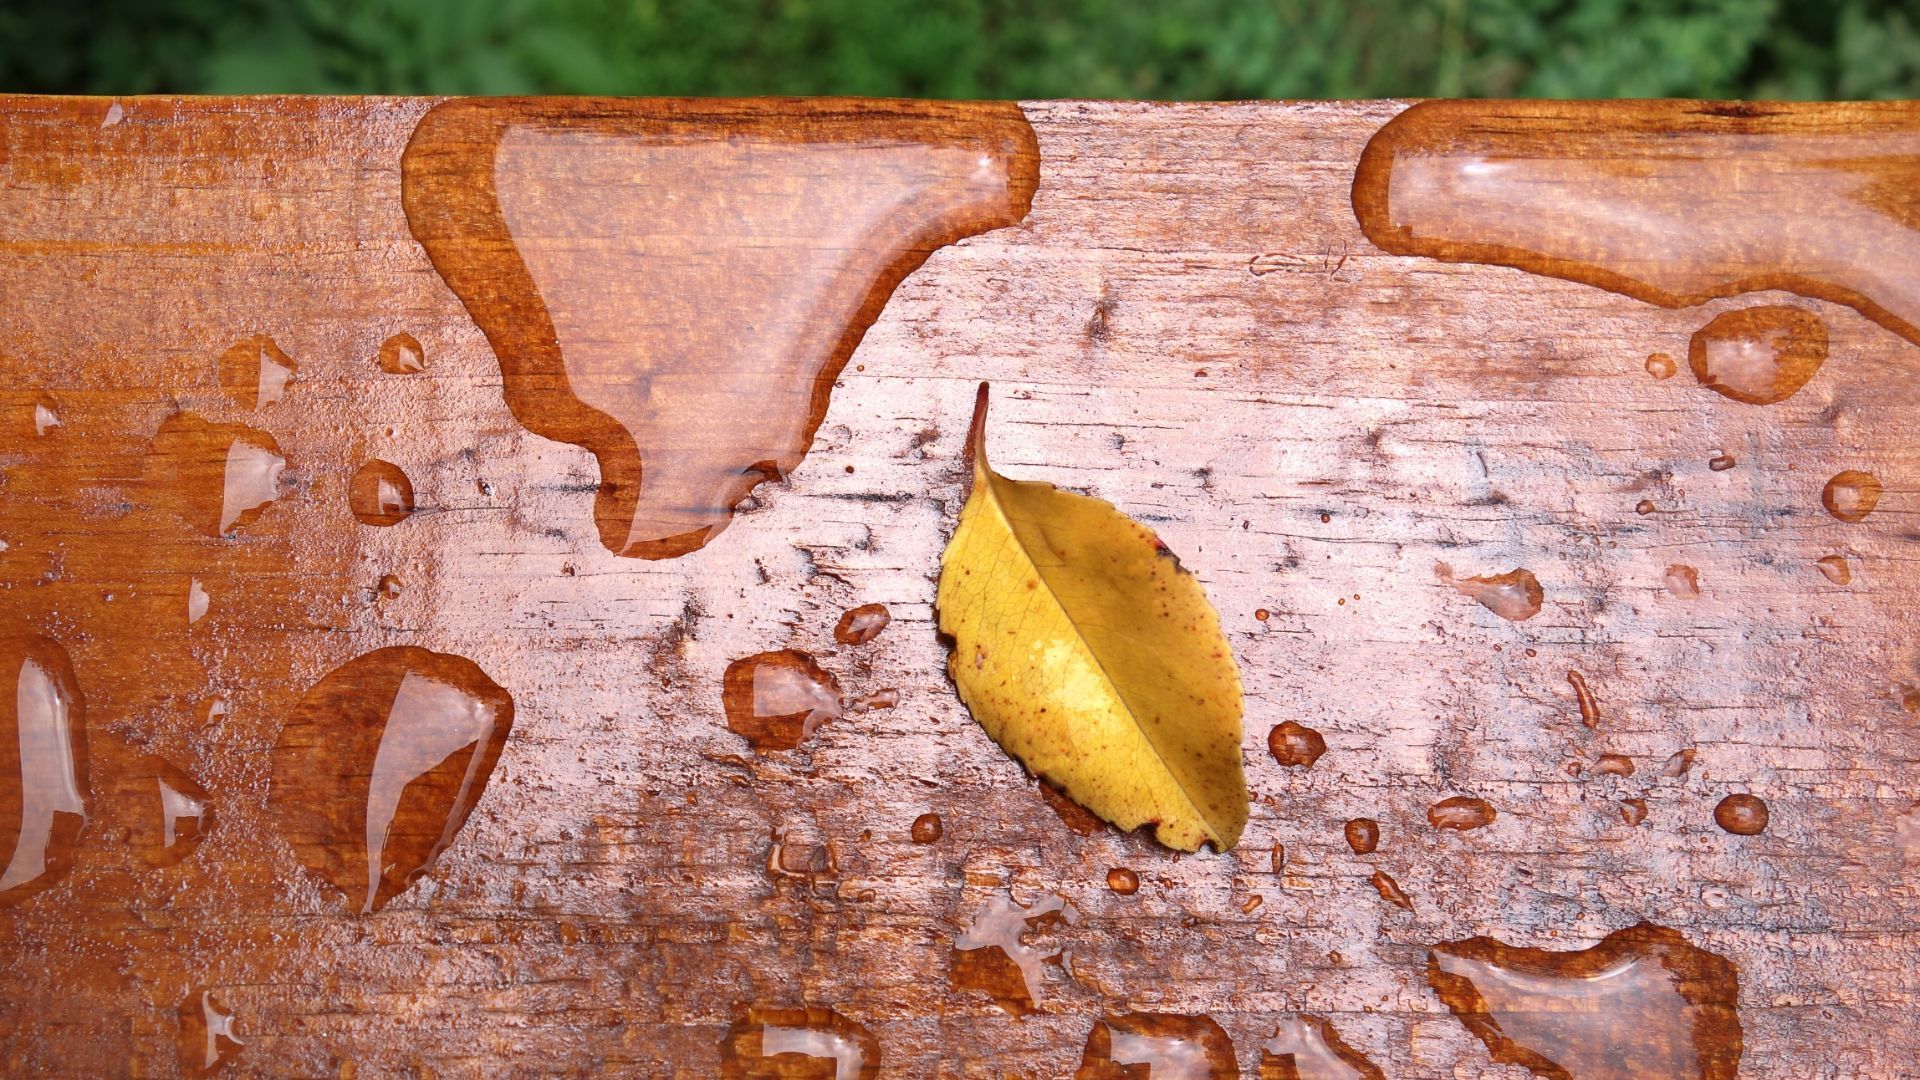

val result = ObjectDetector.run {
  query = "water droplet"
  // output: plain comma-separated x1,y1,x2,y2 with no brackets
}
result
1620,798,1649,826
0,636,89,905
378,333,426,374
377,573,403,600
1107,867,1139,895
1437,563,1543,622
1428,922,1742,1079
1688,306,1828,405
132,756,212,867
1822,470,1882,522
101,101,124,128
952,890,1075,1016
1644,353,1677,380
720,1006,876,1079
1076,1012,1237,1079
722,650,841,752
32,395,60,436
1428,796,1496,830
1567,670,1601,729
187,577,210,624
1895,802,1920,861
1352,99,1920,348
1592,753,1636,777
269,647,514,913
1713,793,1769,836
219,334,296,410
1260,1015,1384,1080
1267,721,1327,767
177,988,243,1077
1665,564,1701,598
1661,749,1696,777
1038,777,1105,836
833,603,890,646
1370,870,1412,910
402,99,1038,559
1343,818,1380,854
349,460,415,527
1706,453,1736,472
844,687,899,713
1635,499,1657,515
764,824,838,891
1815,554,1852,584
1270,842,1286,874
909,812,942,843
146,413,287,536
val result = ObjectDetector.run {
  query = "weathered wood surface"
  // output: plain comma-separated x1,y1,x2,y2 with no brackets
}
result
1,95,1918,1077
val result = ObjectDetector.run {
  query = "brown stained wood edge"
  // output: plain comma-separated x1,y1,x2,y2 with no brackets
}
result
0,94,1916,1078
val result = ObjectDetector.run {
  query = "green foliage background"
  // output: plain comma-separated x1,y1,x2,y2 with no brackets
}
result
3,0,1918,98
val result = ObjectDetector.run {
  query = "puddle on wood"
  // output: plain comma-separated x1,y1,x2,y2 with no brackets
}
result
1354,100,1920,345
1428,923,1742,1079
1260,1015,1384,1079
177,988,243,1077
0,635,89,905
951,890,1076,1017
218,334,296,411
720,1005,877,1079
269,646,513,913
402,99,1038,558
723,650,843,752
145,413,288,537
1076,1012,1237,1079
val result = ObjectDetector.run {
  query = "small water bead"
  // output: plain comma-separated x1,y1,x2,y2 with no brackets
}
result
1437,563,1543,622
1895,802,1920,861
377,573,403,600
348,459,416,526
32,395,60,436
833,603,890,646
1076,1012,1237,1079
1645,352,1677,380
1107,867,1140,895
1370,871,1412,910
270,647,514,914
1270,842,1286,874
1267,721,1327,767
1593,754,1636,777
722,650,842,752
1343,818,1379,854
0,635,89,905
1635,499,1657,515
1621,798,1649,826
180,577,211,627
1661,749,1697,777
1254,608,1270,621
177,989,244,1077
1706,453,1735,472
1815,554,1852,584
101,101,124,127
1428,796,1496,830
377,333,427,374
1260,1015,1385,1080
218,334,296,410
909,813,942,843
952,890,1076,1016
720,1005,877,1080
1428,923,1741,1080
1664,565,1701,598
125,756,214,868
1714,793,1769,835
844,687,899,713
146,413,288,536
1822,470,1882,522
1689,305,1827,405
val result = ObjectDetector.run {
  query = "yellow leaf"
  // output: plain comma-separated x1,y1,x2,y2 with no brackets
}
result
936,384,1249,852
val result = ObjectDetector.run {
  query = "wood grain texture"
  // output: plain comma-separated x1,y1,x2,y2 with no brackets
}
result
0,94,1917,1077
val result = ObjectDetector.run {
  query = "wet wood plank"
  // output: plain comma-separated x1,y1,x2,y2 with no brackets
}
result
0,94,1916,1078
